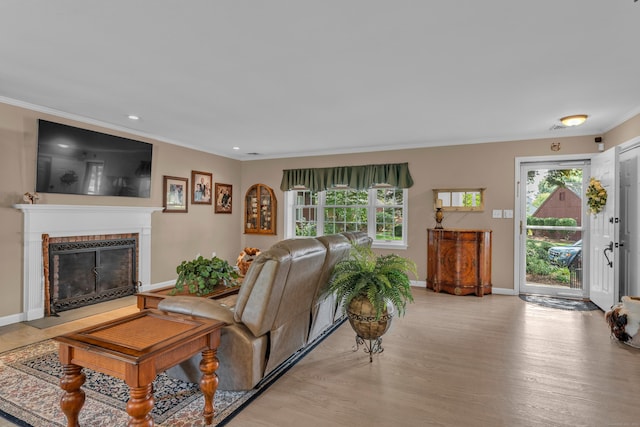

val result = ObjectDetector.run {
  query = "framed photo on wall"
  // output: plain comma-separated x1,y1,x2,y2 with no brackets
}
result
163,176,188,213
191,170,213,205
215,183,233,213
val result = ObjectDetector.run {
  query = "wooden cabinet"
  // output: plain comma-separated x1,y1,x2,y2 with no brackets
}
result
427,228,492,296
244,184,277,235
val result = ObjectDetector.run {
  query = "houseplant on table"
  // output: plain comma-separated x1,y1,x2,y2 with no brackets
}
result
326,244,417,361
171,255,239,296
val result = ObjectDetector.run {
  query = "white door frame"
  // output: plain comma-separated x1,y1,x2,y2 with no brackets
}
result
513,154,593,295
617,136,640,298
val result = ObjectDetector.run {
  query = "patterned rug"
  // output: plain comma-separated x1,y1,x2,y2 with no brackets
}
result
0,321,340,427
0,340,250,426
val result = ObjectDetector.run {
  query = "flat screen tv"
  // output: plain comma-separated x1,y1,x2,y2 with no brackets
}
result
36,120,153,197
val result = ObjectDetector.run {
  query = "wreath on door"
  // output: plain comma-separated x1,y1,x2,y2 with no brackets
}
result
586,177,607,214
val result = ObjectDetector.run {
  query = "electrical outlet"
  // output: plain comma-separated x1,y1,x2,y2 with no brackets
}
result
503,209,513,219
492,209,502,219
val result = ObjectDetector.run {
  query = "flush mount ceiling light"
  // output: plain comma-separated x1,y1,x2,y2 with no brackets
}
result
127,115,140,120
560,114,588,127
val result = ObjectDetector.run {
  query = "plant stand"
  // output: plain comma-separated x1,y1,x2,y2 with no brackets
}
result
346,295,394,362
353,335,384,362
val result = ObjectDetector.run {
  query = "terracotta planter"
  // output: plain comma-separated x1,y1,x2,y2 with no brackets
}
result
346,294,394,340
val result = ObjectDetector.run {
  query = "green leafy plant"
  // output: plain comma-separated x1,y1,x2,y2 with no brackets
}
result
171,255,239,296
326,244,417,319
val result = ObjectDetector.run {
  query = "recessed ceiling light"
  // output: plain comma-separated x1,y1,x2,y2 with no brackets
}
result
560,114,588,127
127,115,140,121
233,146,240,150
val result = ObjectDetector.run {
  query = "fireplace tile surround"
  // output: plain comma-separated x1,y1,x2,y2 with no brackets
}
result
14,204,163,321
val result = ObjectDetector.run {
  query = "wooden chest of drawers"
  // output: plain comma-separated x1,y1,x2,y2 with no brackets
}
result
427,228,492,296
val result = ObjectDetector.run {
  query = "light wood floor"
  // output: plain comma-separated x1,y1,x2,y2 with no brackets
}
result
1,290,639,427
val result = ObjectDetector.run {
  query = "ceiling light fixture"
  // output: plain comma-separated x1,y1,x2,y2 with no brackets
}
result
560,114,588,127
127,115,140,120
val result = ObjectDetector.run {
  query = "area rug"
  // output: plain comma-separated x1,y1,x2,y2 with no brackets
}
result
519,294,599,311
0,321,342,426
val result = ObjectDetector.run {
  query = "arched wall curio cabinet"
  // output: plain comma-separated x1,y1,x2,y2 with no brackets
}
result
244,183,277,235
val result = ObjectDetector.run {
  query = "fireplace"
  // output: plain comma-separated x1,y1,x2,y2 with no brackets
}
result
14,204,163,321
45,234,139,314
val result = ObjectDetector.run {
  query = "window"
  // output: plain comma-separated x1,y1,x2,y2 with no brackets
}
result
433,188,485,211
285,187,408,248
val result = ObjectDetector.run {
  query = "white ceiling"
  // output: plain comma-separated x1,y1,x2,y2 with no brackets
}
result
1,1,639,160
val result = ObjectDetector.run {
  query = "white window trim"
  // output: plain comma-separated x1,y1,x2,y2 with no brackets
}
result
283,188,408,249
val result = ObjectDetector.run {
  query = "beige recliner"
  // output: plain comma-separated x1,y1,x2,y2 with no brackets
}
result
158,232,369,390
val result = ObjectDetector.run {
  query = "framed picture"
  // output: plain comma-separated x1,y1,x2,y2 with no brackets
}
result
191,170,213,205
163,176,188,213
215,183,233,213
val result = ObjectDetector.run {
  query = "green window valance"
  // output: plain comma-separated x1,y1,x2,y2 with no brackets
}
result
280,162,414,192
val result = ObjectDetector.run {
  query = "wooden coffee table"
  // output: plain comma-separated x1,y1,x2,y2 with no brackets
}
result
53,309,226,426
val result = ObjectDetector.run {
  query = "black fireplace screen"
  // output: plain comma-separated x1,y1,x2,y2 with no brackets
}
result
49,238,137,313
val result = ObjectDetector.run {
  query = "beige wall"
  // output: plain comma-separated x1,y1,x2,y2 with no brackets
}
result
604,114,640,148
0,102,241,319
240,136,603,291
2,97,639,322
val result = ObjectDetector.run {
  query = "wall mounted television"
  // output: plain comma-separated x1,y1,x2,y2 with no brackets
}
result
36,120,153,197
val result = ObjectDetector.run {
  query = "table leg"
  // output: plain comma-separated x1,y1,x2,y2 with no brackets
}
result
126,383,154,427
59,364,85,427
199,348,220,425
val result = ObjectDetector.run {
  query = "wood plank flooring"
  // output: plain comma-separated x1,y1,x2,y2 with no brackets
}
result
1,289,638,427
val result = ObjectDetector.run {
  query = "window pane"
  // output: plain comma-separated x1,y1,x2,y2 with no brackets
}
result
293,190,318,237
377,188,403,206
295,191,318,205
376,207,402,241
325,189,367,236
295,206,317,236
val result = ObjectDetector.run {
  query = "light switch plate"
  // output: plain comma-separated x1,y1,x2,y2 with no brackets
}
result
503,209,513,219
492,209,502,218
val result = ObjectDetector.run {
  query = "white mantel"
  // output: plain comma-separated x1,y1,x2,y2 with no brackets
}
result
14,204,163,321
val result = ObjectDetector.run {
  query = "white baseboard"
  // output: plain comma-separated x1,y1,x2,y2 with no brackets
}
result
492,288,517,295
138,280,174,293
0,312,26,327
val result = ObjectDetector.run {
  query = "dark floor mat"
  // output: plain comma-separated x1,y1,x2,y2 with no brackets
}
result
519,294,599,311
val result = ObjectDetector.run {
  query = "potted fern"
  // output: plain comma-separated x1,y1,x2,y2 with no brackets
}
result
326,244,417,361
171,255,239,296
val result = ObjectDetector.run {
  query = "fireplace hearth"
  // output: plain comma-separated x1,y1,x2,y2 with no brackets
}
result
47,236,138,314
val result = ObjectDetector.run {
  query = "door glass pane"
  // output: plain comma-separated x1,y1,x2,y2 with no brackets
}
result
523,167,585,295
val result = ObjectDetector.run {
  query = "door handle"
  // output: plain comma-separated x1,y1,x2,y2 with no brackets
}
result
603,241,613,268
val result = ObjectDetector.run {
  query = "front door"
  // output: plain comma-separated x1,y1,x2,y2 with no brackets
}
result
518,161,588,298
588,147,619,311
